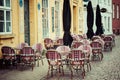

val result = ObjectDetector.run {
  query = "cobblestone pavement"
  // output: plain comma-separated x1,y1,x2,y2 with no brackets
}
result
0,36,120,80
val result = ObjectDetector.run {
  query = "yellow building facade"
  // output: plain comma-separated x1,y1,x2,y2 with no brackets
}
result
0,0,84,58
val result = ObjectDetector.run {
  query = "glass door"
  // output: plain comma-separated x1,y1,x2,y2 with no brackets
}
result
24,0,30,45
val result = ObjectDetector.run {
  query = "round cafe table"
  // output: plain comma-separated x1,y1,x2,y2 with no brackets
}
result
56,46,71,65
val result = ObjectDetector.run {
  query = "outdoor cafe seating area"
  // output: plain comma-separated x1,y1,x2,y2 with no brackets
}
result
0,33,116,79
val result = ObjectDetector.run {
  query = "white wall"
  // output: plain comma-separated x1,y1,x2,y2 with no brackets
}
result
83,0,112,35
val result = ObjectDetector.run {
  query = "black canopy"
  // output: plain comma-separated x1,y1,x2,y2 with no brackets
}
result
95,5,104,35
86,1,94,39
63,0,73,47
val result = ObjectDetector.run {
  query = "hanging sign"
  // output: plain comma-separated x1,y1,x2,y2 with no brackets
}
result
101,8,107,13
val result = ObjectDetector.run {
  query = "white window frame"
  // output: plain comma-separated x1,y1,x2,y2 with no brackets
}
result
104,16,106,29
98,0,99,4
98,0,102,3
117,5,119,19
104,0,106,4
55,0,60,37
42,0,48,38
119,5,120,19
112,4,115,18
108,17,110,31
79,7,83,32
108,0,110,5
0,0,12,34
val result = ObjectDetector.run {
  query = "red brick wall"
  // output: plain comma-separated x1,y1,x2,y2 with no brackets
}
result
112,0,120,34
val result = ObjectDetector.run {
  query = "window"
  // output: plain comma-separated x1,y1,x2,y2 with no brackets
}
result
98,0,102,3
112,4,115,18
108,0,110,5
55,0,60,37
52,7,54,32
104,16,106,28
108,17,110,31
117,5,119,19
98,0,99,4
0,0,4,6
79,7,83,32
42,0,48,38
118,5,120,18
0,0,11,34
104,0,106,4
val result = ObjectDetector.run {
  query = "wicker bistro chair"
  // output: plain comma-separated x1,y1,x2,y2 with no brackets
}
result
32,43,44,66
71,34,79,41
1,46,17,68
71,41,84,49
19,47,35,70
78,35,84,40
78,45,92,72
56,38,63,45
107,34,116,47
80,39,91,45
90,41,103,61
91,36,101,41
46,50,64,78
103,36,113,51
16,42,29,49
68,49,85,79
94,38,105,51
53,38,63,49
44,38,54,50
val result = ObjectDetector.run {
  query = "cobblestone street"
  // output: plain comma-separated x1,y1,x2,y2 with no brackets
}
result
0,36,120,80
85,36,120,80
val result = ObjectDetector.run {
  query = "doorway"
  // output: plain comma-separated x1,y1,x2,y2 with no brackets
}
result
24,0,30,45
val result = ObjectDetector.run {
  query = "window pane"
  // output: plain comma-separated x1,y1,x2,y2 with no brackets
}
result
0,10,4,20
6,22,11,32
113,4,114,18
0,22,5,32
6,0,10,7
6,11,10,21
0,0,4,6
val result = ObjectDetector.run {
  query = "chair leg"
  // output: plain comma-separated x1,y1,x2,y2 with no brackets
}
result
92,54,95,61
0,59,3,69
12,59,17,68
62,67,64,76
87,64,89,72
51,66,53,77
59,66,61,73
101,53,103,60
110,46,112,51
38,57,44,66
41,59,44,65
47,66,50,78
82,65,85,79
88,62,91,71
59,65,64,76
32,63,34,71
4,59,10,69
57,67,60,80
87,59,91,71
37,59,39,67
69,65,73,79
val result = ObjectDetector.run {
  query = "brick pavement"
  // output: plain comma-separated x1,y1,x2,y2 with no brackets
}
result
0,36,120,80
